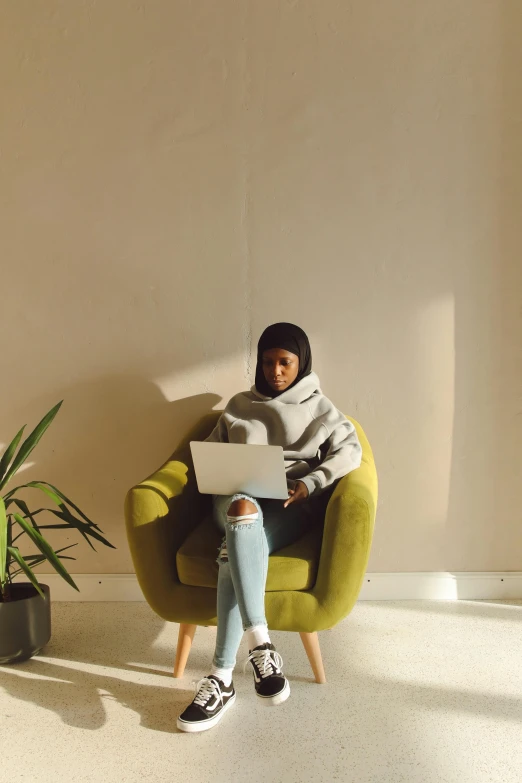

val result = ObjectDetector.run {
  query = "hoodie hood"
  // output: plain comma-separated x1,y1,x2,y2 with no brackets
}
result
205,369,362,496
250,371,322,405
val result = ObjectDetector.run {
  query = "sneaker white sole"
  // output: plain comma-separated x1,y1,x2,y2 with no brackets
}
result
256,678,290,706
177,692,236,733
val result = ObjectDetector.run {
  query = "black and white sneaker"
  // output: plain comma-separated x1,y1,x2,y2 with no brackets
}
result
245,643,290,705
177,675,236,733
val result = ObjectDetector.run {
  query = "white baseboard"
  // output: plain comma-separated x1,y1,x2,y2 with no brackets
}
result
15,572,522,602
360,572,522,600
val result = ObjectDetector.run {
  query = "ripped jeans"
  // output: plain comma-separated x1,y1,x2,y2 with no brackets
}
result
212,490,330,669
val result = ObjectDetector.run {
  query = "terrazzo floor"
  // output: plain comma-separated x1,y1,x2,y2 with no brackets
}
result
1,600,521,783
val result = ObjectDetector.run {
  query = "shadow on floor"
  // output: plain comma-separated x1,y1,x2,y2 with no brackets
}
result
0,604,195,732
0,656,193,732
1,601,521,733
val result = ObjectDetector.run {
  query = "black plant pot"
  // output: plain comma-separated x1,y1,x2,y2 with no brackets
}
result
0,583,51,664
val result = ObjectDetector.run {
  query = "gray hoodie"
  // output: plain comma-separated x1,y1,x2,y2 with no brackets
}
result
205,372,362,496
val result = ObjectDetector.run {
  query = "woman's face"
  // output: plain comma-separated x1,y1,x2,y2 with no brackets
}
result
262,348,299,393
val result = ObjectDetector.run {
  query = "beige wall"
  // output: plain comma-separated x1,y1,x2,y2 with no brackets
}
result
1,1,521,575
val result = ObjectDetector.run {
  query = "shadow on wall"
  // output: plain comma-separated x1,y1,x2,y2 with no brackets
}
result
444,0,522,573
6,378,221,573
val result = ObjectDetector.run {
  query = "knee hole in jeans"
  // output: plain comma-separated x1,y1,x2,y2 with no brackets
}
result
227,498,258,519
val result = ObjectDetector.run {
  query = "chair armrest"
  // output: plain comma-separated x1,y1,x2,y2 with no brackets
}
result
313,422,378,626
124,458,205,609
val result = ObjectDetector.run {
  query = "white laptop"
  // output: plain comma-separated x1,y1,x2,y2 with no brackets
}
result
189,441,289,500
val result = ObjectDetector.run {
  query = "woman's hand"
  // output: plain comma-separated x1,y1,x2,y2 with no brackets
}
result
284,480,309,508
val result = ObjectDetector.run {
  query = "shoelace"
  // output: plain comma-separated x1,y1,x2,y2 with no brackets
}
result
244,647,284,679
192,677,223,708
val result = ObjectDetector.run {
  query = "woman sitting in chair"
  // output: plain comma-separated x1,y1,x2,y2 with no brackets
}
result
177,322,362,732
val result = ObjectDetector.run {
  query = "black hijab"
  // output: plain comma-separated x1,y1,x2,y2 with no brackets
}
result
254,322,313,398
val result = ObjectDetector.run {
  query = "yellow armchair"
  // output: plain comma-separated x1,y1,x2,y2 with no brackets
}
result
124,413,377,682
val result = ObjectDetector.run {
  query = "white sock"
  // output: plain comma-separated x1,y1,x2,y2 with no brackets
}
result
246,624,271,651
210,665,234,687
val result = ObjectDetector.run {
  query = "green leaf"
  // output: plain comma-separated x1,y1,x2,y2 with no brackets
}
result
5,484,111,550
10,558,76,578
17,553,77,566
39,481,101,530
0,401,63,491
22,543,78,562
19,489,96,550
7,547,45,598
45,509,115,549
11,498,42,533
4,483,114,553
0,497,7,586
4,483,54,502
26,482,62,506
10,544,77,577
0,426,26,485
17,484,114,549
12,527,84,552
4,499,45,516
12,513,79,591
11,521,89,548
4,482,101,532
26,482,104,533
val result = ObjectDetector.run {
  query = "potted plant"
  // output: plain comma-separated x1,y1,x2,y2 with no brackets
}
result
0,401,114,664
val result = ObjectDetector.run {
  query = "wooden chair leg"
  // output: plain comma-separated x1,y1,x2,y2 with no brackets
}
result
173,623,197,678
299,631,326,684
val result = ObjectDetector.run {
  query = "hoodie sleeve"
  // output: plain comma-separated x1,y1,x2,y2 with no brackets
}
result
299,410,362,497
204,413,229,443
